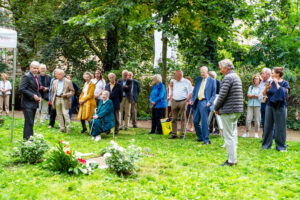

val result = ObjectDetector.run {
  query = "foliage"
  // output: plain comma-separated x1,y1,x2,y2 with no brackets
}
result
286,118,300,131
12,134,49,164
101,140,143,176
44,140,98,175
0,63,9,72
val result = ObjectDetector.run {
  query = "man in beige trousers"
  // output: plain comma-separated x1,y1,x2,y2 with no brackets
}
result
50,69,74,133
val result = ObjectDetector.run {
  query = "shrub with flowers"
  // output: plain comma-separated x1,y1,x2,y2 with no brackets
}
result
44,140,98,175
101,140,143,176
12,134,49,164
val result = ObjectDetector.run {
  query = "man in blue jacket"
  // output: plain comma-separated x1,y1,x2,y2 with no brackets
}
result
192,66,216,145
128,72,141,128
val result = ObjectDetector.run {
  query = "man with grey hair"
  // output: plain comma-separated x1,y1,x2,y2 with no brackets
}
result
258,67,272,138
169,70,193,139
128,71,141,128
19,61,42,139
106,73,123,134
214,59,243,166
117,70,133,131
191,66,216,144
34,64,52,125
50,69,74,133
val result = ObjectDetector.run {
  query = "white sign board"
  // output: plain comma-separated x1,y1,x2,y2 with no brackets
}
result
0,28,17,48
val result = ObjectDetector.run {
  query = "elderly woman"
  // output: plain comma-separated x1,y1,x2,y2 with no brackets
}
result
262,67,289,151
77,72,97,133
89,91,114,141
0,73,12,116
243,74,262,138
149,74,167,134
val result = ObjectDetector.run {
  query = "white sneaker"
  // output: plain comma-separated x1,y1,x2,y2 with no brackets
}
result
254,133,259,138
95,135,101,142
91,136,95,140
242,132,249,138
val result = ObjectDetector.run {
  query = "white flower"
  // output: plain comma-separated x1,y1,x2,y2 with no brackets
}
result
131,139,135,142
36,134,43,139
137,147,142,151
110,140,117,146
13,147,19,151
82,169,88,174
104,153,112,158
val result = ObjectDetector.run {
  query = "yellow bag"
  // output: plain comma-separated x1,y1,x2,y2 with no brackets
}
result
161,118,172,135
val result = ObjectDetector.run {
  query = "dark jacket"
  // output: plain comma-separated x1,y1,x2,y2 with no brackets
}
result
132,79,141,103
105,82,123,110
19,72,41,109
117,78,133,102
214,70,243,114
37,74,52,101
216,79,221,95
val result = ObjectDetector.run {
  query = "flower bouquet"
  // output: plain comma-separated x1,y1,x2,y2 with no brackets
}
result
12,134,49,164
44,140,98,175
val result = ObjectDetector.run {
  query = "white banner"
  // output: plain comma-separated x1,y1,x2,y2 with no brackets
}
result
0,28,17,48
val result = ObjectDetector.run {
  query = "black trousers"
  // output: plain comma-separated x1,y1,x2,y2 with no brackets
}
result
49,107,56,127
209,113,219,134
151,108,165,134
23,108,37,140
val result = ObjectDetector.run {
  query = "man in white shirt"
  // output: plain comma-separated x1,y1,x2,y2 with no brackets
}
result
169,70,193,139
91,70,106,106
0,73,12,116
258,68,272,138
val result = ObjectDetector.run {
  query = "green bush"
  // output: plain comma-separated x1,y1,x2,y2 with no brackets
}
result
12,134,49,164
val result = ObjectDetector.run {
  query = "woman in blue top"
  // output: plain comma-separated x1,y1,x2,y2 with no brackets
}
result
89,91,114,141
262,67,289,151
149,74,167,134
243,74,262,138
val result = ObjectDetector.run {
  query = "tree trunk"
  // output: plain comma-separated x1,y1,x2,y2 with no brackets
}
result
103,24,119,72
161,16,168,86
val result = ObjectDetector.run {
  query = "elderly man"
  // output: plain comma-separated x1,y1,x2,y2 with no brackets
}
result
192,66,216,144
19,61,42,139
117,70,133,131
50,69,74,133
169,70,193,139
48,69,58,129
128,72,141,128
105,73,123,134
34,64,52,125
258,68,272,138
214,59,243,166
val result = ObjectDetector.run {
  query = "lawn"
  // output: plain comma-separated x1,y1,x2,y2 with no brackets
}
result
0,116,299,200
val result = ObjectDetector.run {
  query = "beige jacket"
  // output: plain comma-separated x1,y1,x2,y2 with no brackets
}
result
51,78,75,109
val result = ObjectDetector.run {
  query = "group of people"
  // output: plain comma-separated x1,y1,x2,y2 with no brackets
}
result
18,58,289,166
149,59,289,166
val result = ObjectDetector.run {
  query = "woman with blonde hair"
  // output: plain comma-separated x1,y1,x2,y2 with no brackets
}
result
0,73,12,116
77,72,97,133
243,74,262,138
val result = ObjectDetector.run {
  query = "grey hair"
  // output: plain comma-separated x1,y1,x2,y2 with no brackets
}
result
209,71,217,79
153,74,162,82
262,68,271,75
102,90,110,98
83,71,93,79
201,66,209,72
219,59,234,69
52,68,59,76
30,61,40,67
122,70,129,75
108,73,116,78
39,63,46,69
128,71,133,76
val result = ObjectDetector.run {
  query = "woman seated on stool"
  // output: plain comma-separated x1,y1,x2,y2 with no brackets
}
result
90,91,114,141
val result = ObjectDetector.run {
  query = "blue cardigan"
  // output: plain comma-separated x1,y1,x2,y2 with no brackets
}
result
267,81,289,108
149,82,167,109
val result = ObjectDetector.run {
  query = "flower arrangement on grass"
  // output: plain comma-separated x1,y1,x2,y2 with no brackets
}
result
12,134,49,164
101,140,143,176
44,140,98,175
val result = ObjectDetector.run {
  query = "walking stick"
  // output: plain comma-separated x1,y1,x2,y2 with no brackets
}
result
183,106,192,142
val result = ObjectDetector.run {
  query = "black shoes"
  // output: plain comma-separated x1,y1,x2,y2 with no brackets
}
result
203,141,211,145
149,132,155,134
133,125,138,128
196,139,204,142
125,128,128,131
169,135,178,139
81,128,87,133
221,160,237,167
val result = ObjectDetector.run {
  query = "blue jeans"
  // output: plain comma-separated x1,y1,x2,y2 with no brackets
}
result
260,103,266,137
193,100,210,142
262,105,287,151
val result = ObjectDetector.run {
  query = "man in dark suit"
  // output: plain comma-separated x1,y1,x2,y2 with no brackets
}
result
191,66,216,145
106,73,123,134
128,72,141,128
117,70,133,131
19,61,42,140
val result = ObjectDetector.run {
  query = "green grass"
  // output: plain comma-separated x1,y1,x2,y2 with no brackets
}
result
0,116,299,200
